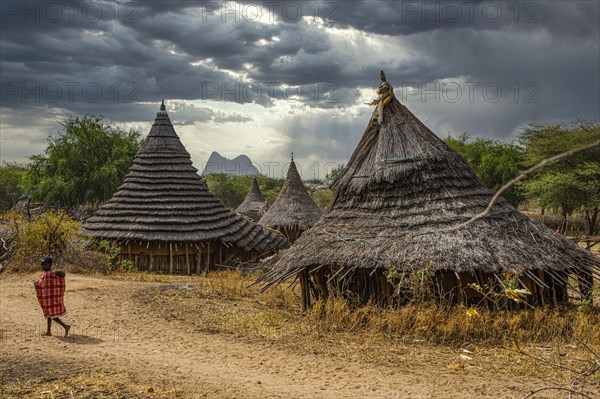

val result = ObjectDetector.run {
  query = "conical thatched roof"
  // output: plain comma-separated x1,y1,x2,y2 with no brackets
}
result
258,156,323,231
263,75,599,289
83,105,288,252
236,177,266,222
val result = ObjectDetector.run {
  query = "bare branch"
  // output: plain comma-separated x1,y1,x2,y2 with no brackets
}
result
520,386,594,399
501,346,580,373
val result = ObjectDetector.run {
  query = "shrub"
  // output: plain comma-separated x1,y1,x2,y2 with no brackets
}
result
1,209,104,272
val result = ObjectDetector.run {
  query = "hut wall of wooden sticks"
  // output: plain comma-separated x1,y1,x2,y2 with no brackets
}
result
117,240,269,274
290,266,590,310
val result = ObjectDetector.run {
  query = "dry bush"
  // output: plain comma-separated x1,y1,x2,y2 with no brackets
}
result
1,209,105,273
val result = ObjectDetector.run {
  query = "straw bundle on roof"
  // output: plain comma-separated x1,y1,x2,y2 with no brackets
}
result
83,102,288,273
260,73,599,308
258,155,323,242
236,177,267,222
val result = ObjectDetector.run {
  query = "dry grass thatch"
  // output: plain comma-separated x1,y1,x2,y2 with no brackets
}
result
261,74,600,306
236,177,267,222
82,106,288,252
258,156,323,232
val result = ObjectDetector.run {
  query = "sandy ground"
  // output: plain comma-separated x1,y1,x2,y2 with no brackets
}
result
0,273,592,399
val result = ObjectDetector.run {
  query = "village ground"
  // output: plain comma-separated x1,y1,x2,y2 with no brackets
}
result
1,272,599,399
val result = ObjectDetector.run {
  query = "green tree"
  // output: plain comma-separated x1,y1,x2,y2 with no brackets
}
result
312,188,333,209
21,115,142,206
0,162,27,212
204,174,284,208
518,122,600,235
324,164,345,188
446,133,525,207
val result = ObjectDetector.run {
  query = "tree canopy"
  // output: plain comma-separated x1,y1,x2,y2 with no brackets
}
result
324,164,345,188
204,174,284,208
518,122,600,234
445,133,525,207
0,162,27,212
21,115,142,207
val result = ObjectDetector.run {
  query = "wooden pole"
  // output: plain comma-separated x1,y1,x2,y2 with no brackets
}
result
313,270,329,301
196,251,202,275
550,274,559,308
218,242,223,265
299,271,308,311
537,271,546,307
185,243,190,275
380,273,390,306
306,270,312,309
477,270,491,309
169,243,174,274
207,241,212,271
454,272,466,306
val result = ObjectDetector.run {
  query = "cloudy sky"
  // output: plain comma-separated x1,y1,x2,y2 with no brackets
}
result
1,0,599,179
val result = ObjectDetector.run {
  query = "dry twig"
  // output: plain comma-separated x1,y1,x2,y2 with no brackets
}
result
520,386,594,399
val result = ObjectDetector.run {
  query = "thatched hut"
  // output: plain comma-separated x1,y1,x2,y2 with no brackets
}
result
260,73,599,309
83,102,288,273
258,155,323,242
236,177,267,222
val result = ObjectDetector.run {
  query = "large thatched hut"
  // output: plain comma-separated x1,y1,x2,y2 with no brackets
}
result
260,73,599,309
236,177,267,222
83,102,288,273
258,155,323,242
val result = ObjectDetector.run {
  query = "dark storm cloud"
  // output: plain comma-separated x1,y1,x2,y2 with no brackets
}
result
1,0,599,162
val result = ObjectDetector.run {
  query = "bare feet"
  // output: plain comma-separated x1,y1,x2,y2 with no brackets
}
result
64,324,71,337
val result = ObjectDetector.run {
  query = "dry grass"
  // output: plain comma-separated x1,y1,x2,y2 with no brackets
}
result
132,270,600,385
0,368,174,398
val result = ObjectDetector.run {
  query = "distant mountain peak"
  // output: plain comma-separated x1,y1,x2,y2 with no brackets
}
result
202,151,260,176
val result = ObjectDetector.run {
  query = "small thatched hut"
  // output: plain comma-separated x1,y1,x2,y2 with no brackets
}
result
236,177,267,222
260,72,599,309
258,155,323,242
83,102,288,273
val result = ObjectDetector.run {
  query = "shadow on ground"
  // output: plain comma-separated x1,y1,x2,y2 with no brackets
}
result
57,334,104,345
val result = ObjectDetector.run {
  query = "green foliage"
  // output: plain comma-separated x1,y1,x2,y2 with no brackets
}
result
446,133,525,206
21,115,142,206
312,188,333,209
204,174,283,208
0,162,27,211
324,164,345,188
385,263,436,303
518,122,600,234
577,287,599,313
89,240,138,273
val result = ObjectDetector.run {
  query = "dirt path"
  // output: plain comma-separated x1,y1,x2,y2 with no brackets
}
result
0,273,572,398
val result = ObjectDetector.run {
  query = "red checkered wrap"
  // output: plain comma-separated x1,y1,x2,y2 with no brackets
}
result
34,271,66,318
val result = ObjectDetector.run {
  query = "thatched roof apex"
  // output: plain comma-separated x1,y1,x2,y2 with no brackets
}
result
264,77,599,283
258,156,323,231
236,177,267,222
83,104,288,251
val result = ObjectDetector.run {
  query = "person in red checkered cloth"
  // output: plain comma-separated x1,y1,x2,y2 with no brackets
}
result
33,257,71,336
